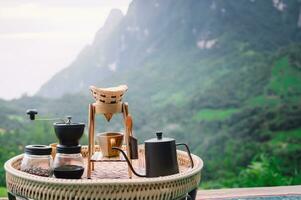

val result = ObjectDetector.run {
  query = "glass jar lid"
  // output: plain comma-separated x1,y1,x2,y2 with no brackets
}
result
25,145,52,155
56,145,81,154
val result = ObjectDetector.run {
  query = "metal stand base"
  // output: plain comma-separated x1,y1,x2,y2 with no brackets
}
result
176,187,197,200
8,192,16,200
188,188,197,200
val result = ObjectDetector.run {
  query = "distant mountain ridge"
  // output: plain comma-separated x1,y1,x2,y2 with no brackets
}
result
37,0,301,98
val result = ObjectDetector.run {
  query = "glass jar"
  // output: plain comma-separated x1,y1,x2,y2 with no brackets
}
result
53,145,84,179
21,145,53,177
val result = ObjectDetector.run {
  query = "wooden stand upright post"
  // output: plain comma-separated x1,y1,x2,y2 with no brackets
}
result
122,103,133,178
87,102,133,179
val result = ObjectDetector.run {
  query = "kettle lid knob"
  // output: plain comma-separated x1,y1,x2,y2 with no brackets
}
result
145,132,174,143
26,109,38,120
156,132,163,140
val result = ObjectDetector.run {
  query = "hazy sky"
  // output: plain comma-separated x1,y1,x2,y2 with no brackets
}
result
0,0,131,100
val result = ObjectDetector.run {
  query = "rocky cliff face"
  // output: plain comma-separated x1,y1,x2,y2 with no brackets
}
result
37,0,301,98
37,9,124,97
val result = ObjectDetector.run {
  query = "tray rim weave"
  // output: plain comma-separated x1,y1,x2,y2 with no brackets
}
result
5,151,203,185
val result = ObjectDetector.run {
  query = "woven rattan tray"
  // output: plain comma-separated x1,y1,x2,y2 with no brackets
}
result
5,146,203,200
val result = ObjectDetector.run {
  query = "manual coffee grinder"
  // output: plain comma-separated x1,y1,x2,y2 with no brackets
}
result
26,110,86,179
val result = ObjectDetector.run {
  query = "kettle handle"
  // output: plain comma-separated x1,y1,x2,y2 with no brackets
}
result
176,143,194,168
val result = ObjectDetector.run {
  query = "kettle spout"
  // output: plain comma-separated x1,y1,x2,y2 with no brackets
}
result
112,147,146,177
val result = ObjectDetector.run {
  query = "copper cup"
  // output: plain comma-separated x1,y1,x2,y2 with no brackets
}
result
96,132,124,157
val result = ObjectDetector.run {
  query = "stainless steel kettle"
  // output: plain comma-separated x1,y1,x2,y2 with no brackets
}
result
113,132,194,177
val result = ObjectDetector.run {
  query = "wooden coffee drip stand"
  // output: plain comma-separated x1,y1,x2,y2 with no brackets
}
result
87,85,134,179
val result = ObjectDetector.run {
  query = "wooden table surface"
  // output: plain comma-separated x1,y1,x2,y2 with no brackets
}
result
197,185,301,199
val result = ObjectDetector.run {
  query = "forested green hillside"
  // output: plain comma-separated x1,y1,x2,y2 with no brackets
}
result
1,0,301,191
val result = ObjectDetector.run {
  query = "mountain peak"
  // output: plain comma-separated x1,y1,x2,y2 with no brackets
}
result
104,9,124,27
92,8,124,45
37,0,301,98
